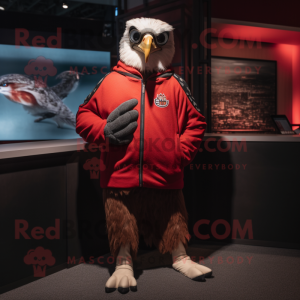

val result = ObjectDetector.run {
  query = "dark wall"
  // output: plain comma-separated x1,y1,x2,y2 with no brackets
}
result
189,140,300,248
124,0,300,28
211,0,300,28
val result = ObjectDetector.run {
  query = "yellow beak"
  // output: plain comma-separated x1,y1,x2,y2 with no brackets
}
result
137,34,157,63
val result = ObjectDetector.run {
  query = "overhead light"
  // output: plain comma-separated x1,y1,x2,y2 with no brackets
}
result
62,3,68,9
0,6,5,10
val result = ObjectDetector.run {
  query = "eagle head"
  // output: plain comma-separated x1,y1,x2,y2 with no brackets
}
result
119,17,175,73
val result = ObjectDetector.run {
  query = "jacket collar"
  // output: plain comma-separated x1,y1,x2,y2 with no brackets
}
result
113,60,174,81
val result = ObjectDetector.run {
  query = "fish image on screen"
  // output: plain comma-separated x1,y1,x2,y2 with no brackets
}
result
0,45,110,141
211,57,277,133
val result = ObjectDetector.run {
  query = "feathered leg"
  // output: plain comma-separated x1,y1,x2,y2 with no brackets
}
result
171,240,212,281
102,188,139,294
162,190,212,281
144,188,191,255
105,242,137,294
140,188,212,281
102,188,139,259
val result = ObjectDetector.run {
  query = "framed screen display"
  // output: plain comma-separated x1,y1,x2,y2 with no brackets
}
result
211,57,277,133
0,45,110,141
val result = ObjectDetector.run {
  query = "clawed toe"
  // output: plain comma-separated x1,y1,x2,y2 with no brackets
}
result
118,287,130,294
205,271,213,278
105,285,137,294
130,285,138,292
105,287,116,293
192,274,206,282
193,261,213,278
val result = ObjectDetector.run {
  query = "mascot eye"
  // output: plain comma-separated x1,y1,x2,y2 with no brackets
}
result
1,83,9,87
156,32,169,46
129,29,141,43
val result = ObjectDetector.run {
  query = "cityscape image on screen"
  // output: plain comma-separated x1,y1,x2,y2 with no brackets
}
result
211,57,277,133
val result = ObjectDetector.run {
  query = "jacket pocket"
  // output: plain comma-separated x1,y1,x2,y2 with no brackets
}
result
175,133,183,170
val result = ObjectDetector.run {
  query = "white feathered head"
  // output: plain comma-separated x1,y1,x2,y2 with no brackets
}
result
119,18,175,73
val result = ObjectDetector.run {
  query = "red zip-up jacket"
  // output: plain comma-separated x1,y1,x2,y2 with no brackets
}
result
76,60,207,189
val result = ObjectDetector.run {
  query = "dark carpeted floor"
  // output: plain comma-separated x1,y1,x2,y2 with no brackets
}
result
1,244,300,300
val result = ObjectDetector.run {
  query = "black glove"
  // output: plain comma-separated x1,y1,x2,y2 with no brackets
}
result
104,98,139,145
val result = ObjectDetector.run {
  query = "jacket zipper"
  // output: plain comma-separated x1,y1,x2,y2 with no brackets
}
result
139,80,146,187
113,71,174,187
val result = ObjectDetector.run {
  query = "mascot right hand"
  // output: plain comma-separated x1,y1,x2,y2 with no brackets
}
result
104,98,139,145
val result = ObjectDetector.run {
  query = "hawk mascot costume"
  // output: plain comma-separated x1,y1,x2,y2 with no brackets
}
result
76,17,212,294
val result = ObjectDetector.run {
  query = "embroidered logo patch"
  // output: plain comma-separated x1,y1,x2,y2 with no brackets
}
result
154,93,169,108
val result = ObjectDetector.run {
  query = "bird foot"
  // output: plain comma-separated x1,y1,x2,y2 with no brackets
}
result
105,264,137,294
105,243,137,294
172,255,212,281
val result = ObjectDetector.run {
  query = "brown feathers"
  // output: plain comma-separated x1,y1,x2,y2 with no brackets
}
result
102,187,190,259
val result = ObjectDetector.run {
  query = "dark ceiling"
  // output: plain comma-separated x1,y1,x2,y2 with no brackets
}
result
0,0,116,21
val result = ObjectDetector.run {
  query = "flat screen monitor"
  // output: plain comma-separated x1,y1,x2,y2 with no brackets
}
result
0,44,110,141
271,115,295,134
211,57,277,133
